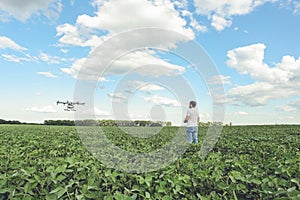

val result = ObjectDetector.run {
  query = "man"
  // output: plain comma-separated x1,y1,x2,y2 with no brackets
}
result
184,101,199,144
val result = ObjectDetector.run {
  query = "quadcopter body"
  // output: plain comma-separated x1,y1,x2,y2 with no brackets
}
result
57,101,85,111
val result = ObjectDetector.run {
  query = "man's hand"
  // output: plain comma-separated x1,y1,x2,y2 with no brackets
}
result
184,115,189,123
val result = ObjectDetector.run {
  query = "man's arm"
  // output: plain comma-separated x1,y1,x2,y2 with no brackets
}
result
184,115,190,123
197,116,200,123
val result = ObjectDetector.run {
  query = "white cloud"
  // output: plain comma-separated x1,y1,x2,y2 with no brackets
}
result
107,93,127,103
26,105,57,113
277,105,296,112
94,108,110,116
57,0,194,80
62,50,185,80
193,0,274,31
61,57,85,76
56,23,105,48
227,43,292,83
211,15,232,31
211,93,232,105
144,94,182,107
1,54,31,63
277,99,300,112
76,0,193,36
190,17,208,32
1,51,70,65
81,107,110,116
60,49,69,53
235,111,249,115
227,43,300,106
294,1,300,14
57,0,194,48
0,36,27,50
37,72,58,78
208,75,231,85
173,0,189,9
175,9,207,33
128,80,165,92
39,52,62,65
0,0,62,22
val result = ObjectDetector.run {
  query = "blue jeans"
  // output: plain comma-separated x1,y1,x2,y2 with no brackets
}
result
186,126,198,144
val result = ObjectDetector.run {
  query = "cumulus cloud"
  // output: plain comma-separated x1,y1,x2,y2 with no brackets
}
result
211,15,232,31
26,105,57,113
37,72,58,78
75,0,193,36
128,80,165,92
144,94,183,107
0,36,27,50
193,0,274,31
227,43,292,83
208,75,231,85
57,0,194,48
277,99,300,112
226,43,300,106
61,50,185,81
0,0,62,22
167,6,207,33
57,0,194,80
56,23,105,48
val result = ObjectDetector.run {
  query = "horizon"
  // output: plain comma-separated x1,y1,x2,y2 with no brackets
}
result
1,117,300,127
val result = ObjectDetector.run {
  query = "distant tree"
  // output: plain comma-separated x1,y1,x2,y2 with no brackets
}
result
44,120,74,126
98,120,117,127
166,121,172,126
0,119,21,124
150,123,162,127
134,120,151,127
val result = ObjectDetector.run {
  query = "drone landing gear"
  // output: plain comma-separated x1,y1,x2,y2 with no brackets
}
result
64,109,76,111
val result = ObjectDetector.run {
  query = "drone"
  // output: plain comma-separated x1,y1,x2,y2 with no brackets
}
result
57,100,85,111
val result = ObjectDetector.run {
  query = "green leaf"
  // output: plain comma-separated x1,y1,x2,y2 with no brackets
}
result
46,193,58,200
145,176,152,187
250,178,262,185
291,178,300,188
49,186,66,199
145,192,151,199
162,195,173,200
131,194,137,200
233,190,238,200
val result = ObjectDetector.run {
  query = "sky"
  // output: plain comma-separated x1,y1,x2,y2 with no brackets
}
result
1,0,300,125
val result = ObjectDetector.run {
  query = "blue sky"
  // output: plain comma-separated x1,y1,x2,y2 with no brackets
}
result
1,0,300,125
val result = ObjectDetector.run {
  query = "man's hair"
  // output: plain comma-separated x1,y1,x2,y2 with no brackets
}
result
189,101,197,108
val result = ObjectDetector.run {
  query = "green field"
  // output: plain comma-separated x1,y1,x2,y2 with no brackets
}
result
0,125,300,199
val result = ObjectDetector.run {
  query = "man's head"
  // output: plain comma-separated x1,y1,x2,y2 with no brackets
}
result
189,101,197,108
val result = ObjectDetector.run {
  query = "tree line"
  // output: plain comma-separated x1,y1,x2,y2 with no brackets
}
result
0,119,22,124
44,120,172,127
